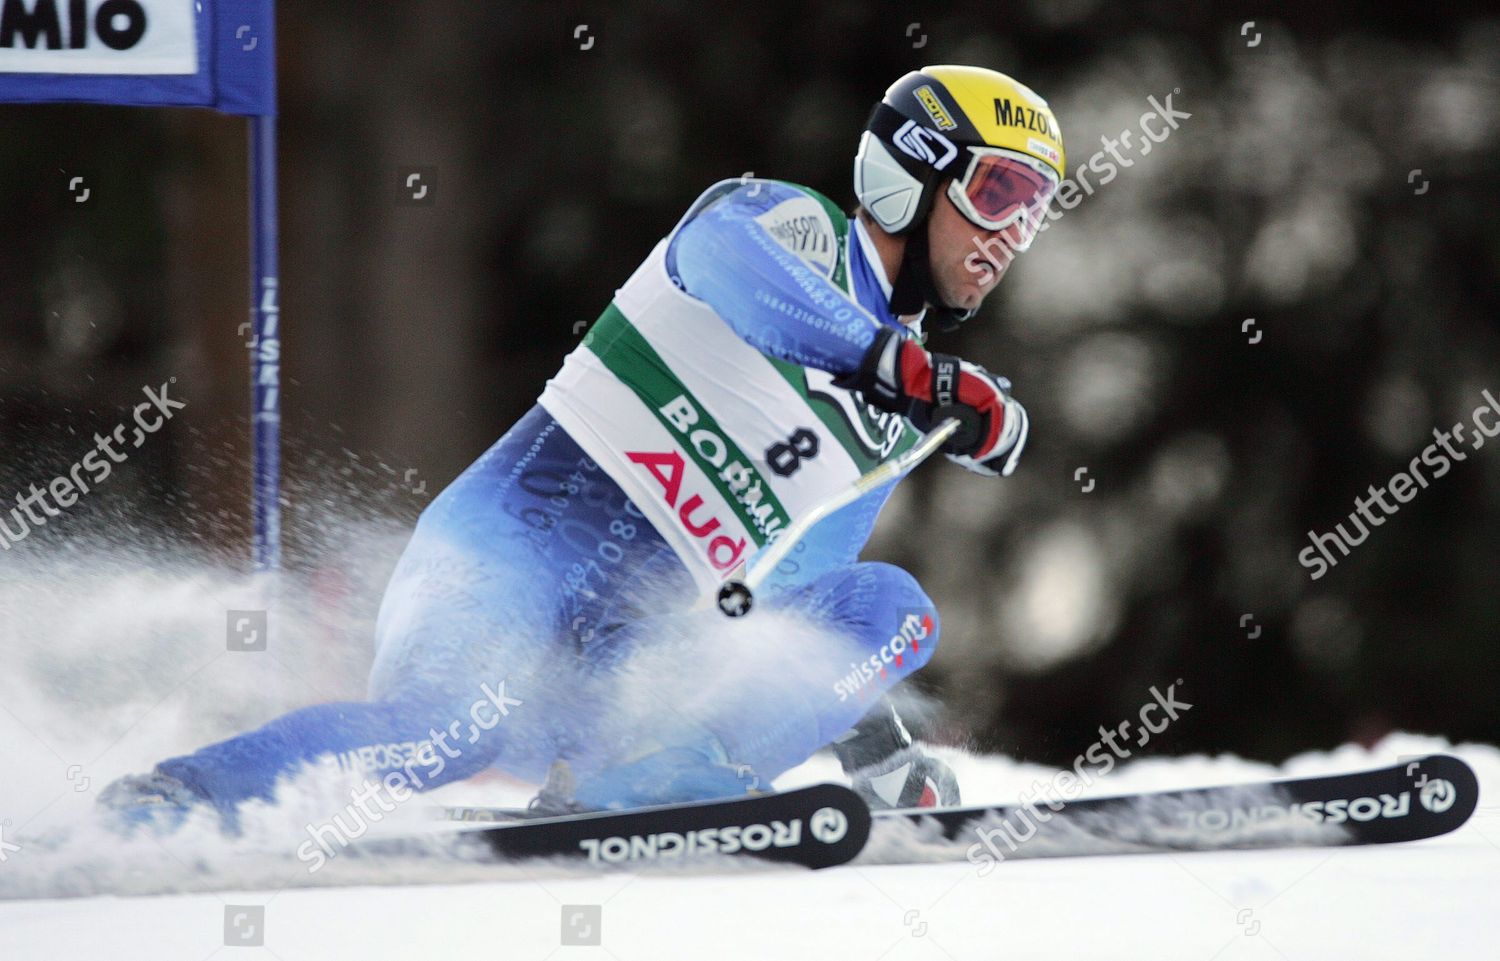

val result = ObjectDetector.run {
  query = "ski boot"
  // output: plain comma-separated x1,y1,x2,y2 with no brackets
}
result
832,698,959,809
526,760,590,818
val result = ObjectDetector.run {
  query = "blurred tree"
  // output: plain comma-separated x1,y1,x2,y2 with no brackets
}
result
1,0,1495,762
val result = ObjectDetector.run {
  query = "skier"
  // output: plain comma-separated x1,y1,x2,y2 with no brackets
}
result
101,64,1064,828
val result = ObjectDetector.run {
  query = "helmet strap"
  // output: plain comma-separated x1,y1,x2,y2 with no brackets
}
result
887,227,929,317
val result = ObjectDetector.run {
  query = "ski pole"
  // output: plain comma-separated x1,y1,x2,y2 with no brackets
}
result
715,418,960,617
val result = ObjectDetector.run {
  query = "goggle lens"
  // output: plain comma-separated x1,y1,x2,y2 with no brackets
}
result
952,151,1059,248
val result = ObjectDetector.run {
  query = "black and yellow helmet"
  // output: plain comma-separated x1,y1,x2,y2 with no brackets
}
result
855,65,1066,237
854,66,1065,331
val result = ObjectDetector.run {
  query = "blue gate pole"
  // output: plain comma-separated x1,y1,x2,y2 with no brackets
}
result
250,112,281,572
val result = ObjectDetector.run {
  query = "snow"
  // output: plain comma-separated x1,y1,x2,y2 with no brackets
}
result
1,733,1496,961
1,554,1494,957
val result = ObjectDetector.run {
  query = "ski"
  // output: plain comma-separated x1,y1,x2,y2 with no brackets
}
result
455,782,871,870
429,754,1476,871
865,753,1480,864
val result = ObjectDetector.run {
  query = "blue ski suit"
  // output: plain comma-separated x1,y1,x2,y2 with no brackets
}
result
157,180,944,813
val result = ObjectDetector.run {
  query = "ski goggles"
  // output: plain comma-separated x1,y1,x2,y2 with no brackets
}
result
945,146,1061,252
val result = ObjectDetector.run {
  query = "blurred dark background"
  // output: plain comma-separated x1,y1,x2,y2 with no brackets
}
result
2,0,1497,766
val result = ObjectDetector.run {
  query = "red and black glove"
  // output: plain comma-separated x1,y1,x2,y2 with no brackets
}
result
839,326,1029,477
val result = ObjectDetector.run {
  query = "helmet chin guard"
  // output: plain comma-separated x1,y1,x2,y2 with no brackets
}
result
854,131,929,235
854,103,958,237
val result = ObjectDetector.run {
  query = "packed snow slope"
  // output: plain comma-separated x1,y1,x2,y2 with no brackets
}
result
1,545,1494,958
0,734,1495,961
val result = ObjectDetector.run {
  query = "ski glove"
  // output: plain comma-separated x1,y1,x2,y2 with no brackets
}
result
839,325,1029,477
